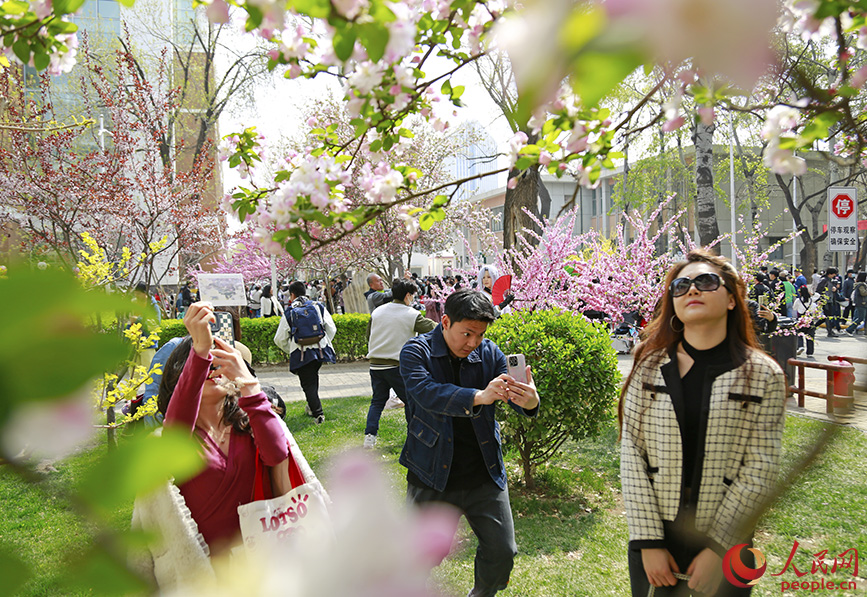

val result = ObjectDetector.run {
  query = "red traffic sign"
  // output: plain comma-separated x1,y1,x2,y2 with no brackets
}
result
831,193,854,219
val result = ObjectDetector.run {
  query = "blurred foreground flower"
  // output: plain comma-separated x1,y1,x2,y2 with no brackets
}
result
2,385,97,462
165,452,461,597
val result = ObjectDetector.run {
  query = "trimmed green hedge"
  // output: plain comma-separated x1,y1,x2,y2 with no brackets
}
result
155,313,371,364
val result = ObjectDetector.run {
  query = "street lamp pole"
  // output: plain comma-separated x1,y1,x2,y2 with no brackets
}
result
729,113,737,268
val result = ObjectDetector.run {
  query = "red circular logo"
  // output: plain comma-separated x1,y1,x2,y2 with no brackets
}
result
831,194,854,219
722,543,767,588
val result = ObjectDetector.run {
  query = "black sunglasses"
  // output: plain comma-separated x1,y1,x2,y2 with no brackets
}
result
670,272,727,297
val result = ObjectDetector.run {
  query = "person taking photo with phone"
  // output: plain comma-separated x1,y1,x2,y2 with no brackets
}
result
399,289,540,597
156,302,290,556
619,250,786,597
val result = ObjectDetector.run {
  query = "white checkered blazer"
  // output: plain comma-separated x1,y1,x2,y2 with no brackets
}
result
620,346,786,552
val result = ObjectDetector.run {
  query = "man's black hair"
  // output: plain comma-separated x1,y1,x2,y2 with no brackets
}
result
392,279,418,302
826,267,838,276
289,280,306,298
769,269,779,277
444,289,497,323
135,282,148,293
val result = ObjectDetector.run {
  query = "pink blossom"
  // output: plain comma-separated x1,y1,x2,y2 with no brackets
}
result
697,106,715,126
347,61,384,95
764,145,807,176
507,177,518,189
506,131,529,167
385,17,417,63
206,0,230,23
851,65,867,89
662,116,685,132
31,0,52,20
565,123,588,153
609,0,778,88
332,0,368,19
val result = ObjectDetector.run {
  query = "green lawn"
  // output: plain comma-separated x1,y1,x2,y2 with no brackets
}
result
1,398,865,596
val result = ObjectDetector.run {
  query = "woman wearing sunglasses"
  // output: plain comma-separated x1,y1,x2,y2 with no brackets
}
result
619,249,786,596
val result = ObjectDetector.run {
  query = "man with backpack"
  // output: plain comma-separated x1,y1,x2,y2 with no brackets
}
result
274,281,337,424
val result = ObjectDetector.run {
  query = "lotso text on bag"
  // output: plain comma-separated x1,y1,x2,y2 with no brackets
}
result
237,445,333,555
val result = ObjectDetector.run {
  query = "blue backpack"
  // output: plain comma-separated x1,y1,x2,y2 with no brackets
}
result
288,299,326,349
286,299,335,371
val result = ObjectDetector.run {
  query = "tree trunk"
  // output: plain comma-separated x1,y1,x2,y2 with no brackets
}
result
503,165,543,250
693,121,720,249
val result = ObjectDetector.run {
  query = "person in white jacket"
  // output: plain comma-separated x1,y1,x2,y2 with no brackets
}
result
363,279,436,448
260,284,284,318
274,281,336,424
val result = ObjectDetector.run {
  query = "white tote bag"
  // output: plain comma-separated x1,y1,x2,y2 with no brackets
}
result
237,445,333,555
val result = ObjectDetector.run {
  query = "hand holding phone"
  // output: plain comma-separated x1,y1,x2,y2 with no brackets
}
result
209,311,236,347
506,354,527,383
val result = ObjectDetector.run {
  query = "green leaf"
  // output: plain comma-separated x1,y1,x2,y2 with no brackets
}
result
441,79,452,96
398,127,414,138
0,268,142,425
419,212,436,231
288,0,331,19
357,22,389,63
12,39,29,65
48,19,79,33
0,543,31,595
53,0,86,14
286,237,304,261
569,49,644,108
77,428,204,516
32,50,49,70
332,26,357,62
60,544,149,596
777,136,799,150
1,0,29,14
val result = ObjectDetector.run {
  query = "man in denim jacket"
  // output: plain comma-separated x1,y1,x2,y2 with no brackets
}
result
399,289,540,597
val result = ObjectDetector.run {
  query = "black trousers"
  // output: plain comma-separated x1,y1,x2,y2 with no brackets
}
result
407,481,517,597
628,513,754,597
293,360,323,417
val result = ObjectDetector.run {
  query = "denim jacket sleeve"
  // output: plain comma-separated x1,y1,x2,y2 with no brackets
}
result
400,338,478,417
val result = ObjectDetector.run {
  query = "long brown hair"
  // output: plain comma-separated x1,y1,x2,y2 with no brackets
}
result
617,249,762,430
157,336,252,435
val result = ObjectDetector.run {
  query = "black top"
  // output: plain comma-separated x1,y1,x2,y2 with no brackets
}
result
407,354,490,491
679,336,733,491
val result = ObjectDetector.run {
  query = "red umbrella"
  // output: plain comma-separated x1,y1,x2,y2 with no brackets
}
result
492,275,512,306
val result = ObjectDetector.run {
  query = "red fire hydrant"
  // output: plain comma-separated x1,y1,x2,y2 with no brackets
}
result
831,358,855,397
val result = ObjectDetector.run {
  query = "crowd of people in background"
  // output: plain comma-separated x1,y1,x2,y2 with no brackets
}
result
124,255,866,596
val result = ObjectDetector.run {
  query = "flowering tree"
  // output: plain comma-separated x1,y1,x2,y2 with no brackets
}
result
0,49,220,283
207,0,867,264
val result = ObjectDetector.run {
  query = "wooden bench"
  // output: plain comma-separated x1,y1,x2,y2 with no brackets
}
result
787,358,855,414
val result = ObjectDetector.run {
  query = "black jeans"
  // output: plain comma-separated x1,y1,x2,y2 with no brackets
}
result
798,328,815,355
407,481,517,597
293,360,323,417
365,367,408,436
628,514,754,597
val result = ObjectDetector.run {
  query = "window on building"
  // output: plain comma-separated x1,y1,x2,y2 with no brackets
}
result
491,206,504,232
98,0,120,19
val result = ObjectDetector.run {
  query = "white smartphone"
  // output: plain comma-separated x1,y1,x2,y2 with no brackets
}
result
506,354,527,383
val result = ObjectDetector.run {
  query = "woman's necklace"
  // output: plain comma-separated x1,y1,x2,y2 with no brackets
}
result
209,423,230,445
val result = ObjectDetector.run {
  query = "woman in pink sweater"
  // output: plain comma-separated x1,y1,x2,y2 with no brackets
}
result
157,302,289,555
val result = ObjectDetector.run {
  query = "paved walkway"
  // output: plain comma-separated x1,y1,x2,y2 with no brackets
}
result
257,333,867,431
